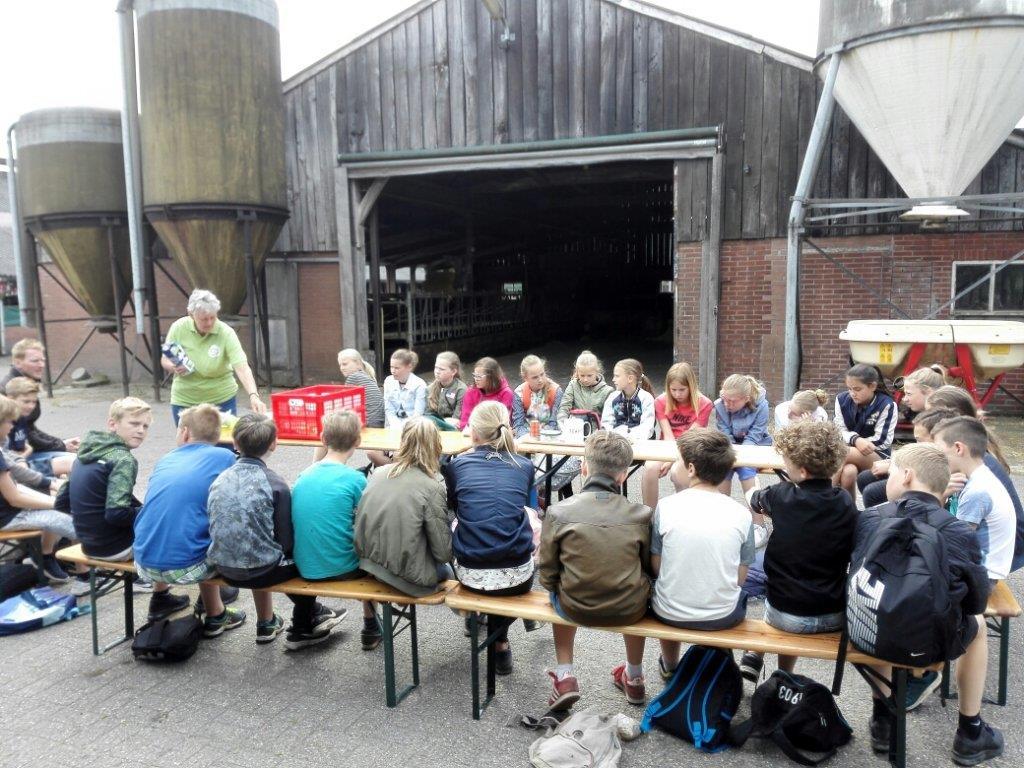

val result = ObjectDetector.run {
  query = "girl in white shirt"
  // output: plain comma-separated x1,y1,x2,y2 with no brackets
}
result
773,389,829,430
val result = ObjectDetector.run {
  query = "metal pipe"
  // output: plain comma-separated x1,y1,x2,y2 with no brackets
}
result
6,125,33,328
106,223,130,396
784,52,840,398
116,0,148,335
337,127,721,163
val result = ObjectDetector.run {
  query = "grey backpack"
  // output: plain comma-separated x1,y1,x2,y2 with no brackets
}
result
528,708,641,768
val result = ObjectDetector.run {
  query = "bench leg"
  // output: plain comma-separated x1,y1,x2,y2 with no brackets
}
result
88,568,135,656
470,612,481,720
89,567,100,656
25,537,45,582
853,664,908,768
995,617,1009,706
382,603,421,708
941,660,954,701
890,668,908,768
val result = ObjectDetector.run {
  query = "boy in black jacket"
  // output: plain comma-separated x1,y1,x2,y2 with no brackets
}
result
739,421,856,682
854,444,998,766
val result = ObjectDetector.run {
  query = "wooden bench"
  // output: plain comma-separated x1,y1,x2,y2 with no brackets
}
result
0,529,45,581
56,544,456,707
941,580,1022,706
446,586,936,768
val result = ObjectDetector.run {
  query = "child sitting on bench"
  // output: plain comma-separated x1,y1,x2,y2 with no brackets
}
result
625,429,755,706
57,397,189,618
355,417,453,597
738,420,856,684
0,395,77,583
854,444,999,765
208,413,345,651
292,410,380,650
133,404,243,631
538,431,652,712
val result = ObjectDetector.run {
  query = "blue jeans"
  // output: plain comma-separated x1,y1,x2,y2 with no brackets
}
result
549,591,570,621
764,601,844,634
171,396,237,426
726,465,757,483
27,451,73,477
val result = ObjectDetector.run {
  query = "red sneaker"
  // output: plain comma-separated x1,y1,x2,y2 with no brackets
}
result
547,670,581,712
611,664,646,705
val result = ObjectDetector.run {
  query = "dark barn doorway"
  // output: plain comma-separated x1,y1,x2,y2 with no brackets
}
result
370,160,677,383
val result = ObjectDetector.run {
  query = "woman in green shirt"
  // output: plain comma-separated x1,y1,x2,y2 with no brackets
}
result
161,290,267,424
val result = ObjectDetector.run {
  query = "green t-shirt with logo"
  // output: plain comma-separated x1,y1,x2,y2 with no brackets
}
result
166,316,247,406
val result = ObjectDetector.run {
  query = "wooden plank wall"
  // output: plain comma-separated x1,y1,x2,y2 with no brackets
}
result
275,0,1024,253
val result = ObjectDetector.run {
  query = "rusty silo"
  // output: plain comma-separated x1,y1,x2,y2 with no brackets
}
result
136,0,288,317
15,108,132,323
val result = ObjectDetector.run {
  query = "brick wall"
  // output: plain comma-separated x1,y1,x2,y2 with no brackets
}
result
297,262,343,382
676,232,1024,413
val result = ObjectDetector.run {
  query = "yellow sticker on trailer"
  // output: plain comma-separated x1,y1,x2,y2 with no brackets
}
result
989,344,1010,356
878,343,894,364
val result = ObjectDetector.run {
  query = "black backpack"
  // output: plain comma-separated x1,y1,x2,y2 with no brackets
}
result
846,503,960,667
640,645,742,753
731,671,853,765
0,563,41,601
132,613,203,662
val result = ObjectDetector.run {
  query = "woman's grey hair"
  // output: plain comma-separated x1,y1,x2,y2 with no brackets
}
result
187,289,221,316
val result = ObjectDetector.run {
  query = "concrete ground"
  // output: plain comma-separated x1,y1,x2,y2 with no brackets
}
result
1,370,1022,768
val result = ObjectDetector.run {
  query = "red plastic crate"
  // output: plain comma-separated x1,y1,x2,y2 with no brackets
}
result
270,385,366,440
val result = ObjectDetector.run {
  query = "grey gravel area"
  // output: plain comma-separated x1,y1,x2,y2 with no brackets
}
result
1,376,1022,768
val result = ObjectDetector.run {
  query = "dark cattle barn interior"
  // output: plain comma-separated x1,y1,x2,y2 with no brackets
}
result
370,161,675,365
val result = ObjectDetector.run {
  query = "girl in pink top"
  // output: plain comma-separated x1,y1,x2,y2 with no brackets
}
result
459,357,515,430
641,362,713,508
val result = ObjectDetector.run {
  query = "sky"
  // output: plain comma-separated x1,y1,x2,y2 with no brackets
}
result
0,0,819,159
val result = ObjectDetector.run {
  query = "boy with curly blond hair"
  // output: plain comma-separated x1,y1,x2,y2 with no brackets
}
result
738,420,857,683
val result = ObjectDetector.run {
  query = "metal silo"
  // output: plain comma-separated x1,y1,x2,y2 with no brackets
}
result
815,0,1024,217
15,108,132,322
136,0,287,317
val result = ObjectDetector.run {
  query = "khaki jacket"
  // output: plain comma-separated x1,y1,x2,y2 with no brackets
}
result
538,475,653,625
354,465,452,597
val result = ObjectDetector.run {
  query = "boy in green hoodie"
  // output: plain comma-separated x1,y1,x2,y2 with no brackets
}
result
56,397,189,621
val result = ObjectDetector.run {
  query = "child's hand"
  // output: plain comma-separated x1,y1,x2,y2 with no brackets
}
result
64,437,81,452
658,461,673,478
944,472,968,501
855,437,874,455
871,459,890,477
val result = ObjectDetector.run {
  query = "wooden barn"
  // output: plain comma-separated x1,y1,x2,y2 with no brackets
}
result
16,0,1024,410
269,0,1024,409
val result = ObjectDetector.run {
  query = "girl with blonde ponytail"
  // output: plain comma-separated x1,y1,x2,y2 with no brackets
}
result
442,400,537,674
337,349,384,428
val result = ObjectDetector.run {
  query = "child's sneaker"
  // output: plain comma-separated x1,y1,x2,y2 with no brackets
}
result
203,607,247,637
41,555,70,583
611,664,646,705
147,590,191,622
256,613,285,644
658,655,676,681
361,616,383,651
739,652,764,684
952,722,1004,766
547,671,581,712
285,605,346,651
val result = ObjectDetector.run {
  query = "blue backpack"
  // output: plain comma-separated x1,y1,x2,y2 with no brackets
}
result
0,587,82,635
640,645,743,752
